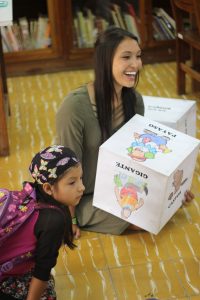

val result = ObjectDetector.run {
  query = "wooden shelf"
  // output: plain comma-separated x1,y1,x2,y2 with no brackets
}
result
0,34,9,156
2,0,175,77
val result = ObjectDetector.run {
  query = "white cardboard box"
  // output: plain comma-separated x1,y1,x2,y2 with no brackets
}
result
143,96,196,137
0,0,13,26
93,114,200,234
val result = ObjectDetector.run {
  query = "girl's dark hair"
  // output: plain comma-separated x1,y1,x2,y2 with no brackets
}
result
94,26,140,142
34,183,76,249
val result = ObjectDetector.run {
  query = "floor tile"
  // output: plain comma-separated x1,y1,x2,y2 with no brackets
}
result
173,257,200,297
55,270,116,300
55,238,108,275
110,261,187,300
100,231,170,268
163,224,200,259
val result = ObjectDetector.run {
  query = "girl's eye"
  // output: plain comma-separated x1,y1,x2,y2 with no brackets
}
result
69,181,75,185
122,56,130,59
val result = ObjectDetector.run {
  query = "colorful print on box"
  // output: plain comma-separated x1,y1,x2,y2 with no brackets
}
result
127,129,172,161
168,169,188,206
114,173,148,219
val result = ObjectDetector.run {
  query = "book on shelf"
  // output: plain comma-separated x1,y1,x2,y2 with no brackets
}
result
72,3,141,49
0,26,12,52
152,19,166,40
124,2,140,43
1,15,52,52
36,16,51,49
110,9,120,28
153,8,175,35
109,2,141,42
86,8,96,47
77,10,89,48
95,17,109,35
30,19,38,48
6,25,20,51
18,17,32,49
154,7,176,30
112,4,126,29
153,7,175,41
73,17,80,48
12,22,23,50
123,13,140,41
153,15,175,40
73,8,109,48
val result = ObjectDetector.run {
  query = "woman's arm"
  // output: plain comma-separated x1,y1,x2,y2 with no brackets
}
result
26,277,47,300
56,93,84,161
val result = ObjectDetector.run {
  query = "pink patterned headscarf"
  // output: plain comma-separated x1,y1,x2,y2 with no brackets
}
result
29,145,79,185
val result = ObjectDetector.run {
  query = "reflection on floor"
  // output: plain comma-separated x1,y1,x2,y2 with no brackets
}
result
1,62,200,300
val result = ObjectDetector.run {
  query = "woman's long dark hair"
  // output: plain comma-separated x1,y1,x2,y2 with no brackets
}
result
33,182,76,249
94,26,140,142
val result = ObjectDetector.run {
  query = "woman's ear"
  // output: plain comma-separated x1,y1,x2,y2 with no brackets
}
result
42,182,53,195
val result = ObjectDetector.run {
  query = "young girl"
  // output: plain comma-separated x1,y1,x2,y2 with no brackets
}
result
0,145,85,300
56,26,194,238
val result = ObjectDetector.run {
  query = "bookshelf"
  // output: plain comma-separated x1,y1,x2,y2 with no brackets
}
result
0,31,10,155
2,0,175,77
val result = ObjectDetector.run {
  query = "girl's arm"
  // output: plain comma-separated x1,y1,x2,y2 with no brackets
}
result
69,205,81,239
26,277,47,300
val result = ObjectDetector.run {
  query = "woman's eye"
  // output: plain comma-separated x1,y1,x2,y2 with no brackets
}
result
122,56,130,59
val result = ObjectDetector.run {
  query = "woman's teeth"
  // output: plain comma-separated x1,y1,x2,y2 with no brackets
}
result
125,71,137,76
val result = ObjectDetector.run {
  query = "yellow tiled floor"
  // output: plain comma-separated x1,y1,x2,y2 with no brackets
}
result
1,62,200,299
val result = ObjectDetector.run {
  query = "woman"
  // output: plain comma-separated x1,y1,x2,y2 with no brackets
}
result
56,27,193,237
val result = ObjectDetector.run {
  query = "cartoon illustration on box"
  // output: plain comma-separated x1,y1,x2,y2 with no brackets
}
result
168,169,188,200
114,173,148,218
127,129,172,161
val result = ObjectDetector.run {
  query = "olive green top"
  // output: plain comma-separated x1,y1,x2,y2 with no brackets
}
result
56,85,144,234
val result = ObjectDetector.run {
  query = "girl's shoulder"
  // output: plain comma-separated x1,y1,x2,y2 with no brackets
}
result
37,208,65,233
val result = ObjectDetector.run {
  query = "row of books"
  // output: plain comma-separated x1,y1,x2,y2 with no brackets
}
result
73,2,140,49
152,7,176,41
1,15,51,52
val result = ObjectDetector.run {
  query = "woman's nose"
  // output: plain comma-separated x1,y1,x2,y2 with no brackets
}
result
130,57,142,70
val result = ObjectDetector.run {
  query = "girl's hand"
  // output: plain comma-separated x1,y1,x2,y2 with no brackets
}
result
182,190,194,206
72,224,81,239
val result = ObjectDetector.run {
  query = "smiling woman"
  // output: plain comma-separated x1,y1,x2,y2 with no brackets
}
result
56,26,194,239
56,26,145,238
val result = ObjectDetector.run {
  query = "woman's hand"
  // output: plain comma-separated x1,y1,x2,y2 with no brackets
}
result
72,224,81,239
182,190,194,206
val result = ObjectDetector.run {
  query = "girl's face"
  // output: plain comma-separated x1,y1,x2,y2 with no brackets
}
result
112,37,142,93
51,164,85,206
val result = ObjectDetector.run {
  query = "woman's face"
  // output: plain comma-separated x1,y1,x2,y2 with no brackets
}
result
112,37,142,93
